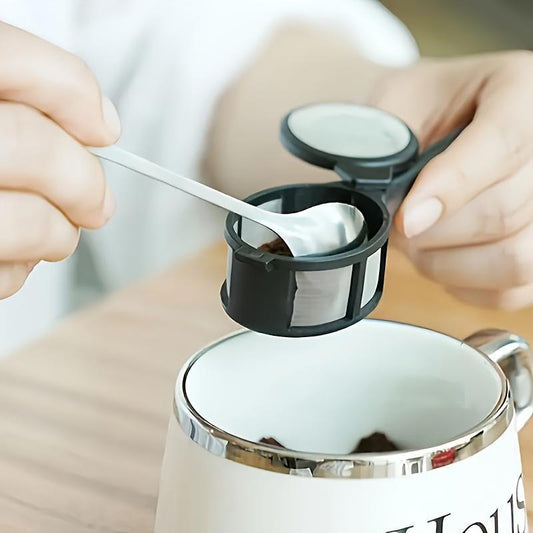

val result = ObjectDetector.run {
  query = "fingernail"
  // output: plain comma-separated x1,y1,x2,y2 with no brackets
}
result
103,187,116,220
403,197,443,238
102,96,121,140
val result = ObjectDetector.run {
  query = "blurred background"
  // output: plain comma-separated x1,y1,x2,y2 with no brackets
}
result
382,0,532,54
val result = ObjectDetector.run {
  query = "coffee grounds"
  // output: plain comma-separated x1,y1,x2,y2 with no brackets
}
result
351,432,399,453
259,437,286,447
259,431,400,453
258,237,293,257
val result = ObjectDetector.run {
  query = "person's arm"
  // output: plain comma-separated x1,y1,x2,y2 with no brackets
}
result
204,24,389,198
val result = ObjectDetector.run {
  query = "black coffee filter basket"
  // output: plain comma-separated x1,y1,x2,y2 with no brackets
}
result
221,103,462,337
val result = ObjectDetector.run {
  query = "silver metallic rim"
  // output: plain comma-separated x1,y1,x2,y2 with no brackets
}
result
174,322,512,479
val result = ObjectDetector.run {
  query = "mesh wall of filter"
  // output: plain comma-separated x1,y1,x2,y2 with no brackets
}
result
289,246,384,328
226,244,232,296
290,266,353,327
361,249,381,307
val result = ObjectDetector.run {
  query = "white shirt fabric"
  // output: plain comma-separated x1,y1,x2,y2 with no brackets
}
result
0,0,418,355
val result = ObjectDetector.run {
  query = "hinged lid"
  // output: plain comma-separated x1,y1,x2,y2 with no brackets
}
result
280,102,419,189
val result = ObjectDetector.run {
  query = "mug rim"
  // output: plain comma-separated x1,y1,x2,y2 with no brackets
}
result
174,320,513,479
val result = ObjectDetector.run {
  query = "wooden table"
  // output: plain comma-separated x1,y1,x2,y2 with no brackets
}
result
1,243,533,532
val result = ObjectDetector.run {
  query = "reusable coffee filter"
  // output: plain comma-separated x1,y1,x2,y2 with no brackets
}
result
221,103,462,337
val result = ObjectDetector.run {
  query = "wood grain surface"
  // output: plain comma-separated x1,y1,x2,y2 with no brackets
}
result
0,242,532,532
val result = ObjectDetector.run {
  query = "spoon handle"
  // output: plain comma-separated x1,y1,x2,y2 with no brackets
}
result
89,145,272,223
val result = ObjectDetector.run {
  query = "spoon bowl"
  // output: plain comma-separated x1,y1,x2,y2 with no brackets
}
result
264,202,365,256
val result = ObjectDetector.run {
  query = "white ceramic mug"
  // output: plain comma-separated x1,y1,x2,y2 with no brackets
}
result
155,320,533,533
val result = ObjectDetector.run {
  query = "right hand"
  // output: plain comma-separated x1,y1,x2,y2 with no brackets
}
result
0,22,121,299
370,52,533,310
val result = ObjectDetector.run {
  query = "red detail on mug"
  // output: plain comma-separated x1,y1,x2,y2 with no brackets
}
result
431,449,456,469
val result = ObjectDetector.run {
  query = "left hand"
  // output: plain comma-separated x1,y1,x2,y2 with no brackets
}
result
370,51,533,311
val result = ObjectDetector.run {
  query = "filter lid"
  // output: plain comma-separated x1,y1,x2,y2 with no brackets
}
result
281,103,419,185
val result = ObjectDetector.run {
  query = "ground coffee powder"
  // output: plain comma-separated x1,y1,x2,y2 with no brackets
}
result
260,432,400,453
351,432,399,453
258,237,293,257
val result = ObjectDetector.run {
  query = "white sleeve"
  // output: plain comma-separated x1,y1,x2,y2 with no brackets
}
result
192,0,419,95
181,0,419,168
173,0,419,168
169,0,419,169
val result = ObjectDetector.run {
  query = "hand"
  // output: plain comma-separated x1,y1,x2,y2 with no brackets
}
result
370,51,533,310
0,22,120,299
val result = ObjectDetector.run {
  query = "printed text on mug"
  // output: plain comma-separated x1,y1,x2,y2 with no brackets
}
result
386,474,527,533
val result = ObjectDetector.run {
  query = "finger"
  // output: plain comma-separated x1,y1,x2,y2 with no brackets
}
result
405,222,533,290
446,284,533,312
369,56,493,147
0,102,114,228
399,108,533,239
402,156,533,249
0,262,35,299
390,56,533,238
0,21,120,145
0,190,80,262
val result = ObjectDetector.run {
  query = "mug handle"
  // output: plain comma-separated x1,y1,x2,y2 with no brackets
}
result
464,329,533,431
